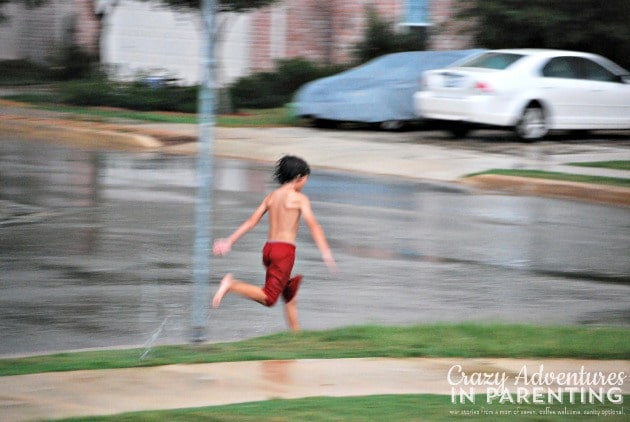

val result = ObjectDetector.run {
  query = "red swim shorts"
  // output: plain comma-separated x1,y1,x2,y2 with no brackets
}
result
261,241,302,306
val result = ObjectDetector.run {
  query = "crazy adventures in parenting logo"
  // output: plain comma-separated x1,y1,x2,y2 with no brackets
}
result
448,364,626,406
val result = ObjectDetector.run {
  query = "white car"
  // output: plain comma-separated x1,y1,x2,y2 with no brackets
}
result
413,49,630,140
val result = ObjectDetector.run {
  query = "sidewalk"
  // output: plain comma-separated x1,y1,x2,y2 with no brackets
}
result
2,357,629,421
1,101,629,207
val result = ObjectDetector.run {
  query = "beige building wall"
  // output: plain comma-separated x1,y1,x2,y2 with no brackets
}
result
101,0,251,86
101,0,201,84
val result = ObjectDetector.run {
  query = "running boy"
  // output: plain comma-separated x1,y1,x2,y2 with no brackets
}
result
212,155,336,331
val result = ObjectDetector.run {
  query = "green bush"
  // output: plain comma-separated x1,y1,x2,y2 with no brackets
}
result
55,76,111,106
56,76,198,113
0,45,98,85
0,60,55,85
5,55,345,113
229,58,345,110
49,45,98,81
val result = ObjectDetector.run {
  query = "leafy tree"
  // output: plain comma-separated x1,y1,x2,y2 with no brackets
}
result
456,0,630,69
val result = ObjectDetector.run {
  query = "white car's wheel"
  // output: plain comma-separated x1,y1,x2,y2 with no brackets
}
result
515,105,548,141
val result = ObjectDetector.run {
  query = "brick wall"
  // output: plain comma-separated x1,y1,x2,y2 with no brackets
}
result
329,0,404,64
429,0,475,50
74,0,101,55
251,0,403,71
249,0,473,72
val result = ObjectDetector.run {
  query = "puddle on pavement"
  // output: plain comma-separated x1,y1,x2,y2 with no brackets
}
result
1,139,629,355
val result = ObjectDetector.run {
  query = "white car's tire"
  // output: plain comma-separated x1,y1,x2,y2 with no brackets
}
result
515,105,548,141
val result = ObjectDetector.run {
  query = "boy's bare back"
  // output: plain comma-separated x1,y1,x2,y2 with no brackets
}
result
265,184,304,244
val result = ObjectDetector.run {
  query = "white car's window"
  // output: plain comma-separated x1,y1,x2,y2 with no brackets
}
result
543,56,619,82
572,57,618,82
457,53,524,70
542,57,579,79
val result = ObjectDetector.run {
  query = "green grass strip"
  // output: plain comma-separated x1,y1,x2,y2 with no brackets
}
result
568,161,630,171
4,98,197,123
4,96,293,126
467,169,630,188
55,394,630,421
1,324,628,377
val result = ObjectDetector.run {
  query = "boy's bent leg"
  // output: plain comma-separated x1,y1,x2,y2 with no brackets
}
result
284,297,300,332
212,273,268,308
212,274,234,308
282,275,302,331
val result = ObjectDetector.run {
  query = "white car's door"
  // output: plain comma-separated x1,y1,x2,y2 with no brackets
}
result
579,79,630,128
608,80,630,127
576,57,630,128
539,57,594,128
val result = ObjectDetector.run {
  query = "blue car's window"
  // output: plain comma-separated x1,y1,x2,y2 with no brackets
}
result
458,53,524,70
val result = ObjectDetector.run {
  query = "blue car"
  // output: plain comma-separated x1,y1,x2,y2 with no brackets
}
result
292,49,485,130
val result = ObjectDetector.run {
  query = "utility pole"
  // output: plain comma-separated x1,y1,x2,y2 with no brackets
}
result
191,0,216,343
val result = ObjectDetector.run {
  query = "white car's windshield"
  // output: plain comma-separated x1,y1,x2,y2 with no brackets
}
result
458,53,524,70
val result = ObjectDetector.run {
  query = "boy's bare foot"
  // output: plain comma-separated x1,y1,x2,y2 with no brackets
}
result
212,273,234,308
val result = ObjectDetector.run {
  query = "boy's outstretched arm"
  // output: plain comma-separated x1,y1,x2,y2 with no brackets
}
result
300,196,337,273
213,196,269,256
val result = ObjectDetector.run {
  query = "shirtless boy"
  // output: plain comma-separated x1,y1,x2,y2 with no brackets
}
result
212,155,336,331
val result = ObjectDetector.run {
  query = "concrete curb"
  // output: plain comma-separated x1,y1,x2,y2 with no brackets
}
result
461,174,630,207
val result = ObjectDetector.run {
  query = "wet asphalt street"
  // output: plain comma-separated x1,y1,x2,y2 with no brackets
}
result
1,137,629,356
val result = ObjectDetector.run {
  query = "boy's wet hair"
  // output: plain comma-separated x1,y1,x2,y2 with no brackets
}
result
274,155,311,184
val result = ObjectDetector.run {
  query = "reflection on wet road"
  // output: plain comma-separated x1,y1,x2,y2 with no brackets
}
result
1,139,629,355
